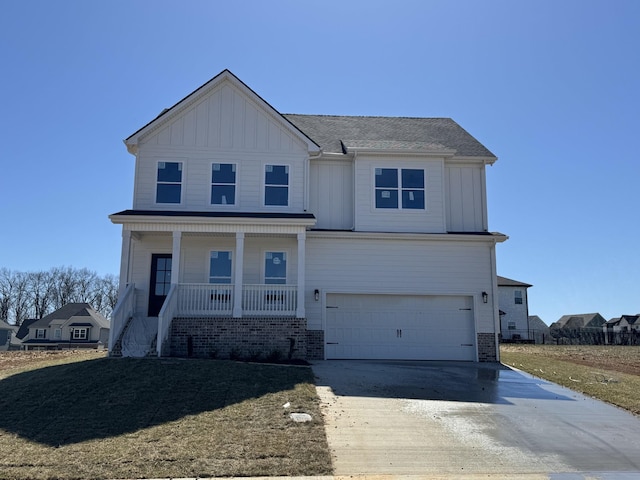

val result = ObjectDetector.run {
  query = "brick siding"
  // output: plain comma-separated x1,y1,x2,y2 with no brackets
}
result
168,317,308,360
477,332,498,362
306,330,324,360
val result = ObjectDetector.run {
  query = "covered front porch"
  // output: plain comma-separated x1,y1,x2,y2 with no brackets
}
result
108,210,316,357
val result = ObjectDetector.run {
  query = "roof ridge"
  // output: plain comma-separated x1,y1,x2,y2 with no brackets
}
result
284,113,454,120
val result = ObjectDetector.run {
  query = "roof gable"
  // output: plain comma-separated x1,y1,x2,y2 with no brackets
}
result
553,313,606,329
29,303,109,329
125,69,319,155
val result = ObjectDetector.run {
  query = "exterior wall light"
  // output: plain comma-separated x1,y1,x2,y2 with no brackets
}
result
314,289,320,301
482,291,488,303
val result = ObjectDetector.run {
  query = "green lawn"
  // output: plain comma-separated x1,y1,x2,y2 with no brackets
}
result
0,353,331,480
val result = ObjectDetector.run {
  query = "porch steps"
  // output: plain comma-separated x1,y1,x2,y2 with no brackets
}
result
120,316,158,358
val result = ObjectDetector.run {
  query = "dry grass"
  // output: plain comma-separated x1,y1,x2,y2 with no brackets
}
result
0,351,331,480
501,345,640,416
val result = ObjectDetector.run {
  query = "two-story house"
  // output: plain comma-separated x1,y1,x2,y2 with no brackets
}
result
497,275,532,341
109,69,507,362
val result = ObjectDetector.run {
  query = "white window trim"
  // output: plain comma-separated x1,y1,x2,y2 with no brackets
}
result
72,328,88,340
262,249,290,284
210,162,238,207
263,163,290,207
54,328,62,340
155,160,184,205
372,166,426,211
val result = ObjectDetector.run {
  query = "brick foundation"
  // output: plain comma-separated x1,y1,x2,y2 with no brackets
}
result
477,332,498,362
306,330,324,360
168,317,308,360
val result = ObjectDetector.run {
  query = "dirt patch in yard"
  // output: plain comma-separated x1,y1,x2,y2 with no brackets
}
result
0,350,106,373
501,345,640,377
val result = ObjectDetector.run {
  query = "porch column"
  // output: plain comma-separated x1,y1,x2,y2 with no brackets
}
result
118,229,132,297
233,232,244,318
296,231,306,318
171,231,182,285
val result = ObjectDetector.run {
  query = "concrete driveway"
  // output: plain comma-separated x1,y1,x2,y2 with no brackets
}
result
311,360,640,479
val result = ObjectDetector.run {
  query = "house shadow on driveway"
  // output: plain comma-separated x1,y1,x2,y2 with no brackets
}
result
0,357,310,447
310,359,576,405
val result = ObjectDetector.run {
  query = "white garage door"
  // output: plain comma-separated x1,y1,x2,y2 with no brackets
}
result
325,294,476,361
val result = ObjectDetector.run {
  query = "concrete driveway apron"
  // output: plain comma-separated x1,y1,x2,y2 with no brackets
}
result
311,360,640,479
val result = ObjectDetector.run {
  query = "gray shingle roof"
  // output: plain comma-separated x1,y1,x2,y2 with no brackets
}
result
30,303,109,329
497,276,533,287
283,114,496,158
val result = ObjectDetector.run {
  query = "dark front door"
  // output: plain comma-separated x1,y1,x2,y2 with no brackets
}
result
148,254,172,316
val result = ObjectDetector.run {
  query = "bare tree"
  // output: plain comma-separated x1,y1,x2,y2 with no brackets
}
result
0,267,119,322
12,271,30,326
28,270,55,319
0,268,13,322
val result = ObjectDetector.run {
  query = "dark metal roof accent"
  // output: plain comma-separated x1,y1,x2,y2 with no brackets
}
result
110,209,316,220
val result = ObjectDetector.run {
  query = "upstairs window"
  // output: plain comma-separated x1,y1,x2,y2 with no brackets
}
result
265,252,287,284
265,165,289,206
375,168,425,210
515,290,523,305
35,329,46,339
156,161,183,204
211,163,236,205
209,251,232,284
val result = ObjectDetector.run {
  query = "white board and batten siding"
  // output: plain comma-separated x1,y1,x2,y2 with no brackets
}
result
132,81,309,212
308,159,354,230
354,156,447,233
445,164,487,232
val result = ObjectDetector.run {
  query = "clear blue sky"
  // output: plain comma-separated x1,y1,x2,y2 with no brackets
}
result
1,0,639,325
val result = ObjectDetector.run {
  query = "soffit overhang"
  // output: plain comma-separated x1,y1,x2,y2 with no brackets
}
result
109,210,316,234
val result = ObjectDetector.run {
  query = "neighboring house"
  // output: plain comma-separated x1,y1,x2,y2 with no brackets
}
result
550,313,606,344
497,276,532,341
22,303,110,350
551,313,606,331
109,69,507,362
603,315,640,344
0,320,17,351
15,318,38,344
528,315,550,343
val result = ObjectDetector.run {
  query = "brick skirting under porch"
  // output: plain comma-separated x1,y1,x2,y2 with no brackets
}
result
168,317,308,360
477,332,498,362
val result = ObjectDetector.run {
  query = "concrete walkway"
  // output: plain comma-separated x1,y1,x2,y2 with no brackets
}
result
311,360,640,479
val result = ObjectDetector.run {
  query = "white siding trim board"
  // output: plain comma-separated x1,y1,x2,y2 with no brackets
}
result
308,230,507,244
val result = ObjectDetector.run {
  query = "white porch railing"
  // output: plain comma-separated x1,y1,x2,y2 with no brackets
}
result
109,283,136,350
177,283,234,316
242,284,297,316
157,284,178,356
166,283,297,317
